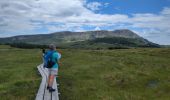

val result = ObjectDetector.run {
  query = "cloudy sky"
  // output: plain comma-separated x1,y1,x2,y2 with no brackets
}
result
0,0,170,45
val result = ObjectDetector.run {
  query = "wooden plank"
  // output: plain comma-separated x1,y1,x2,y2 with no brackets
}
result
43,68,51,100
44,68,60,100
35,64,60,100
52,78,59,100
35,64,47,100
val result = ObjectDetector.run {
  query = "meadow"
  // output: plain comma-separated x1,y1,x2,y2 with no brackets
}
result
0,45,170,100
0,45,41,100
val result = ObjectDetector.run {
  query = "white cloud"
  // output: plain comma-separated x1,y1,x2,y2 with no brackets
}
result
0,0,129,35
131,14,169,28
130,8,170,34
104,3,110,7
0,0,170,44
86,2,102,11
161,7,170,15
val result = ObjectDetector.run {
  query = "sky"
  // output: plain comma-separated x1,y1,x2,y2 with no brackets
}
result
0,0,170,45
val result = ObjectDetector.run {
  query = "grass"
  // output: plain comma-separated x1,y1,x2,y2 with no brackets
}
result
0,45,42,100
0,45,170,100
59,48,170,100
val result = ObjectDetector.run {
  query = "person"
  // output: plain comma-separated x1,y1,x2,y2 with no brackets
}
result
45,44,61,92
42,48,46,68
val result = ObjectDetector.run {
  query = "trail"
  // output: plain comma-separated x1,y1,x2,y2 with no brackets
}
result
35,64,59,100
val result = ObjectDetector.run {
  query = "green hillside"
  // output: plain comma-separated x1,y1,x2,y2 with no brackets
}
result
0,29,160,49
0,30,140,44
0,45,170,100
65,37,160,49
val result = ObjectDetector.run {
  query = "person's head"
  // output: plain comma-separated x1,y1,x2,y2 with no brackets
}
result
49,44,56,50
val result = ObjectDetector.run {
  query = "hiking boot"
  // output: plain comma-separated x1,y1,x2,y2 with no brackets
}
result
49,87,56,92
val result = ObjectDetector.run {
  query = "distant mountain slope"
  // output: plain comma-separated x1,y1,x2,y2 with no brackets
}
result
65,37,160,49
0,29,160,48
0,29,141,44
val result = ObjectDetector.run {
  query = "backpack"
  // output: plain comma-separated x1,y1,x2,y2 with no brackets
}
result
46,51,55,68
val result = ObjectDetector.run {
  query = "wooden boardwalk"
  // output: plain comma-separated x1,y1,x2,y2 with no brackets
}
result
35,64,59,100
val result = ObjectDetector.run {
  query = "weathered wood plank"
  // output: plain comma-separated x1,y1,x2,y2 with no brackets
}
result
35,64,59,100
35,64,47,100
43,68,51,100
52,78,59,100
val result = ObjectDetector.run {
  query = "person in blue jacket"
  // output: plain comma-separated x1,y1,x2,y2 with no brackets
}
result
45,44,61,92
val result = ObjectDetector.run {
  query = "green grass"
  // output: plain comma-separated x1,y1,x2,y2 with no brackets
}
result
59,48,170,100
0,45,170,100
0,45,42,100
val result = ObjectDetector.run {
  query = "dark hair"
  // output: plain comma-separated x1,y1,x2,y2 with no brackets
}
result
42,49,46,53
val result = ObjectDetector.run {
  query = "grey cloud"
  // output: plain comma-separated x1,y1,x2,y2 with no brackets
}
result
0,23,8,27
0,3,10,9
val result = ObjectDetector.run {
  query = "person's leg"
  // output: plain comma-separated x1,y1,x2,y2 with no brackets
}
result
47,69,51,89
48,75,55,87
48,70,57,92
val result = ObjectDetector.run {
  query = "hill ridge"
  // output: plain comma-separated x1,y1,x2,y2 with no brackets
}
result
0,29,160,48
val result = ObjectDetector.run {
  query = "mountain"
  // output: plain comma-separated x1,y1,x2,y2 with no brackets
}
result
64,37,160,49
0,29,160,48
0,29,141,44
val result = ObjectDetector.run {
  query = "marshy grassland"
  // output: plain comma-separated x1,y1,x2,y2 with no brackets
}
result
0,45,170,100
